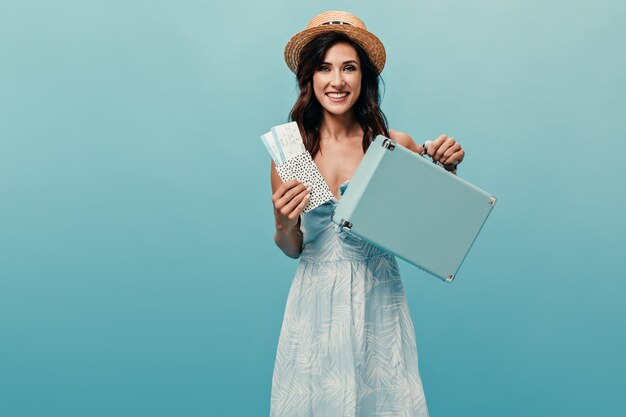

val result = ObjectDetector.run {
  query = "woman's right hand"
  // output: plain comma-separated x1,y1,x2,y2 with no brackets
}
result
271,179,311,232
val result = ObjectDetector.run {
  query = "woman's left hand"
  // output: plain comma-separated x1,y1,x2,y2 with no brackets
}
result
426,134,465,166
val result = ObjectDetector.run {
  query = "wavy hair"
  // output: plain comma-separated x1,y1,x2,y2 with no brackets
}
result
289,32,389,157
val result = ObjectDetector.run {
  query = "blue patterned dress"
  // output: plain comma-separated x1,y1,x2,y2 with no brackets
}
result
270,181,430,417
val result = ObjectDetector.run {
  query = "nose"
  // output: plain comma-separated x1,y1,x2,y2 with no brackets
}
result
330,69,346,89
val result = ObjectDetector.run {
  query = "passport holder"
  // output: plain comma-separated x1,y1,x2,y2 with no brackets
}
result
275,151,334,213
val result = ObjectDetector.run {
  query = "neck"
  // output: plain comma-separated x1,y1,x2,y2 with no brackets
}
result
319,110,361,140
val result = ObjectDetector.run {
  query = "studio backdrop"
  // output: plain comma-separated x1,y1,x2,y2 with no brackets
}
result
1,1,624,416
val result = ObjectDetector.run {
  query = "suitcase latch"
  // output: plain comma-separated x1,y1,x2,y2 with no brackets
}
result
382,138,396,151
340,219,353,231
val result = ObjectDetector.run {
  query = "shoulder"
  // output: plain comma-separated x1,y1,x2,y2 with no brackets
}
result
388,129,421,154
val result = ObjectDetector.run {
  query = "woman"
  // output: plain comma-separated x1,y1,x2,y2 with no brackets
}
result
270,11,464,417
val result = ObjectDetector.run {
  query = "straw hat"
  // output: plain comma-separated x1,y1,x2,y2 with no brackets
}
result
284,11,386,74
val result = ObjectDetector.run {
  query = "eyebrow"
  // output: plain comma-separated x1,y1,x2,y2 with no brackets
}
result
320,60,359,66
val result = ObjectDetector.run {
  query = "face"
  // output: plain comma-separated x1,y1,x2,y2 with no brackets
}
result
312,42,362,116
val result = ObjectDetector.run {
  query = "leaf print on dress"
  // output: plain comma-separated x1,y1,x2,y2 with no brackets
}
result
270,182,430,417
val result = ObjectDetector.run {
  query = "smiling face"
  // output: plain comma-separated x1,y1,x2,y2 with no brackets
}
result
312,42,362,117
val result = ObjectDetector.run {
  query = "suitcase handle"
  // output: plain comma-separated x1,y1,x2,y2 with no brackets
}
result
423,140,458,172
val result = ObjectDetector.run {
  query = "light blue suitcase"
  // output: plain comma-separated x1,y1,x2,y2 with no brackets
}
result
331,135,496,282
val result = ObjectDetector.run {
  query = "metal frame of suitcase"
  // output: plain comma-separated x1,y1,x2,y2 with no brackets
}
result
331,135,496,282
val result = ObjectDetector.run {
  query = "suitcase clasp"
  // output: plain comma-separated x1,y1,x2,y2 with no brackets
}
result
382,138,396,151
339,219,353,231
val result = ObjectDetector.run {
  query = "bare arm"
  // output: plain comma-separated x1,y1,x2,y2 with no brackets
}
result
271,161,310,258
389,130,464,174
389,129,424,155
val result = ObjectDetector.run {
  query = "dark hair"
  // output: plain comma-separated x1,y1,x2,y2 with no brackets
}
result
289,32,389,157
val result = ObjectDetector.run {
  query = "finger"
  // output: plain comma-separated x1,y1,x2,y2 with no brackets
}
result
278,179,303,195
280,187,310,215
272,179,301,203
288,192,311,219
414,143,425,155
442,150,465,165
281,190,309,219
427,134,448,157
440,143,461,164
276,183,308,207
434,138,455,162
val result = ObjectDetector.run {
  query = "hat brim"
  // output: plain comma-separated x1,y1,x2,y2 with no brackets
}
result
284,25,386,74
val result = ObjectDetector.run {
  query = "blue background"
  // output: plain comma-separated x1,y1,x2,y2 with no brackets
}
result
1,1,624,416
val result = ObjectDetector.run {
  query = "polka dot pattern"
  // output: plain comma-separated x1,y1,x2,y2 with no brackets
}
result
276,151,334,212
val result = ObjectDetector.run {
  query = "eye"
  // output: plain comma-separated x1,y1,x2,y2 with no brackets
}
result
344,65,357,72
318,64,331,72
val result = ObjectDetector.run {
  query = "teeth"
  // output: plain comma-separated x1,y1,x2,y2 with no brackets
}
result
327,92,348,99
